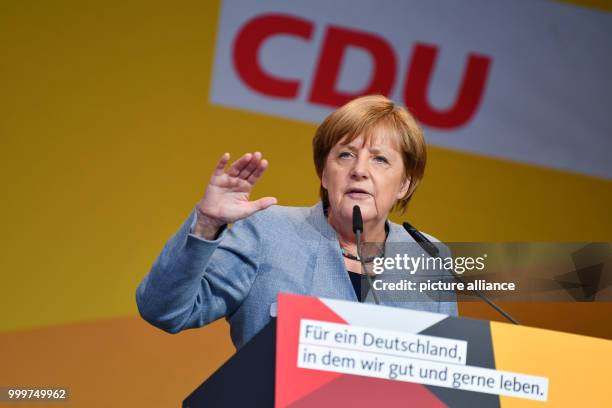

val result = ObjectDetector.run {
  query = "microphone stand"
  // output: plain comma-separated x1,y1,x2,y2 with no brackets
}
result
353,205,380,305
403,221,519,325
355,228,381,305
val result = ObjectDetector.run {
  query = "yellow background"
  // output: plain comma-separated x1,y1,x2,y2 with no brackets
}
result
491,321,612,407
1,0,610,406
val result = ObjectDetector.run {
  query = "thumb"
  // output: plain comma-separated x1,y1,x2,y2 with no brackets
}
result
250,196,278,212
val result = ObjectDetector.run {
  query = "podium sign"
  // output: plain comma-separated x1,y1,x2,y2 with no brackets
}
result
275,293,611,407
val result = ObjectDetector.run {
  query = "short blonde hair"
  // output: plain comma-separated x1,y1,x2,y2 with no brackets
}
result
312,95,427,213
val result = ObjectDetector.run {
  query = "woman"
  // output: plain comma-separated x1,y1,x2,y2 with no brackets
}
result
136,95,457,349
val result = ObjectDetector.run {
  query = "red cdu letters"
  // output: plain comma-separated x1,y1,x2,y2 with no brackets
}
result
233,14,314,98
403,43,491,129
308,26,397,108
231,14,491,129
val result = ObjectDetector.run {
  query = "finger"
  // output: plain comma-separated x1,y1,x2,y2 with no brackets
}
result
212,152,230,177
247,159,269,185
227,153,253,177
238,151,262,179
250,196,278,212
229,177,251,191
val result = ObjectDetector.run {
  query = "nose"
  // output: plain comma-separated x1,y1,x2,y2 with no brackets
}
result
349,154,369,180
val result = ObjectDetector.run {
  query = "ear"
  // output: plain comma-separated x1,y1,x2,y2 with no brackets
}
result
321,168,328,190
397,177,411,199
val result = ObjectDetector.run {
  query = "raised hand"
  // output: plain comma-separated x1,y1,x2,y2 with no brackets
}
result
193,152,277,239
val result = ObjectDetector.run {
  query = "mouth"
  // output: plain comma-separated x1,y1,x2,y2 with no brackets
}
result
345,187,372,199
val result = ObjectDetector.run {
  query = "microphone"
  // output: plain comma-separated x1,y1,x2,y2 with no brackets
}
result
352,205,363,235
353,205,380,305
402,222,439,257
402,221,520,325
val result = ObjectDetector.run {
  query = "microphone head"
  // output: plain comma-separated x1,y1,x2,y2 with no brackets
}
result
352,205,363,234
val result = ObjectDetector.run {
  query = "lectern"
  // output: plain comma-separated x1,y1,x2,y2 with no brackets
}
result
183,319,276,407
183,293,611,407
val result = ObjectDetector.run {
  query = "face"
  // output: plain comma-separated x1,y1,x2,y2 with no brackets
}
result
322,128,410,226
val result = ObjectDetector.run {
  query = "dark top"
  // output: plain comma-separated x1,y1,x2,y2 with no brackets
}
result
343,222,387,302
347,270,369,302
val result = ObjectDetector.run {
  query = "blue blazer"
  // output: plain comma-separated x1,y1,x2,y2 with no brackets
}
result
136,202,457,349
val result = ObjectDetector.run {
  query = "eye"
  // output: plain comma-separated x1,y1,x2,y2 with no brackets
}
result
338,151,354,159
373,155,389,164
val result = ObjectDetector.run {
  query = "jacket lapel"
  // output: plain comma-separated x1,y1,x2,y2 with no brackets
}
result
302,202,423,305
304,202,357,301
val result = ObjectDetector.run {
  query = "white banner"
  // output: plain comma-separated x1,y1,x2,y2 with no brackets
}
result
299,319,468,365
210,0,612,178
298,319,549,402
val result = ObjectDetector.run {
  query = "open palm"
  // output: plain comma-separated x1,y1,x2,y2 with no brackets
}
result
196,152,277,230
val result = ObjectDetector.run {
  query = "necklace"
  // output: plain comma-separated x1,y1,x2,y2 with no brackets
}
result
341,246,385,263
323,205,387,264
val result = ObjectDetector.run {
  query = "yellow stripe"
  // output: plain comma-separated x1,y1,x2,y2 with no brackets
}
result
557,0,612,12
491,320,612,406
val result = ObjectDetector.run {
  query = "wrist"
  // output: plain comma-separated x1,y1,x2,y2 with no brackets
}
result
193,209,225,240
